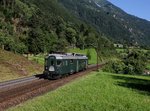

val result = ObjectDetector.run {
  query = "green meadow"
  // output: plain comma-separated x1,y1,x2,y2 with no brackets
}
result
9,71,150,111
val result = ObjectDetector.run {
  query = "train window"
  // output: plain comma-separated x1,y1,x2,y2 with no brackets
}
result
63,61,65,66
51,61,54,65
66,61,68,66
70,59,73,64
57,60,62,66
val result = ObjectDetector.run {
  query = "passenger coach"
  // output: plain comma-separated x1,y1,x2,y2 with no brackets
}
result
43,53,88,79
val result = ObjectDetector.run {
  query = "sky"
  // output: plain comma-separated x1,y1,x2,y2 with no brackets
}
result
107,0,150,21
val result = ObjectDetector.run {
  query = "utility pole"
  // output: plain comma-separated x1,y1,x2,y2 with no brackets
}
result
96,49,99,71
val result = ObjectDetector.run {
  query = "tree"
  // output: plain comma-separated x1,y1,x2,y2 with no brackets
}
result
28,27,45,54
76,33,86,50
55,38,68,52
103,60,126,74
123,49,146,74
86,49,91,60
65,27,76,45
0,0,15,9
103,49,147,75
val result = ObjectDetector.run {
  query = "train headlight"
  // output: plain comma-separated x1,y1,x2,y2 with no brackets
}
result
49,66,55,71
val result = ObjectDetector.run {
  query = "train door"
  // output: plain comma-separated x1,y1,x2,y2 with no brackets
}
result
76,60,79,72
85,60,88,69
70,59,74,74
48,56,56,72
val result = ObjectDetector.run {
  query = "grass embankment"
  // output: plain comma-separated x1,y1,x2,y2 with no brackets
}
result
28,54,45,65
0,49,43,82
9,72,150,111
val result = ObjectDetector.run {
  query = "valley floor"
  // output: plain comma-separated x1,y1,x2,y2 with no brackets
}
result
8,71,150,111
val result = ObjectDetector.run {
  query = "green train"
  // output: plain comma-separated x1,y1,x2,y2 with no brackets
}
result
43,53,88,79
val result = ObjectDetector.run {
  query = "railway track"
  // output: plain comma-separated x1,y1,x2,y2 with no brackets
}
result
0,64,103,110
0,74,43,89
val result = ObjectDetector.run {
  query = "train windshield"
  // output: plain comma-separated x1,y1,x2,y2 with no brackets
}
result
51,61,54,65
57,60,62,66
49,56,55,66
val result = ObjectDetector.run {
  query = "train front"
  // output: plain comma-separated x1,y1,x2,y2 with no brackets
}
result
43,55,57,79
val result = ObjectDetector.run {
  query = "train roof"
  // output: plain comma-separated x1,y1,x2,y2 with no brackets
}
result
47,53,88,60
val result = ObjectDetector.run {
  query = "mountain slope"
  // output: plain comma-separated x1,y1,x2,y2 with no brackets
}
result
0,0,115,81
0,0,113,54
58,0,150,46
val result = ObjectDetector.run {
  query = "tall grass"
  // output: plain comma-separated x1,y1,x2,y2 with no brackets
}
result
9,72,150,111
28,55,44,65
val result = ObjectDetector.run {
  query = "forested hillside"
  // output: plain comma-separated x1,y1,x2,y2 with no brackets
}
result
0,0,113,54
59,0,150,47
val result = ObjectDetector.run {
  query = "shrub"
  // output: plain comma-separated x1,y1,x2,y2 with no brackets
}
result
103,60,126,74
86,49,91,60
103,49,147,75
